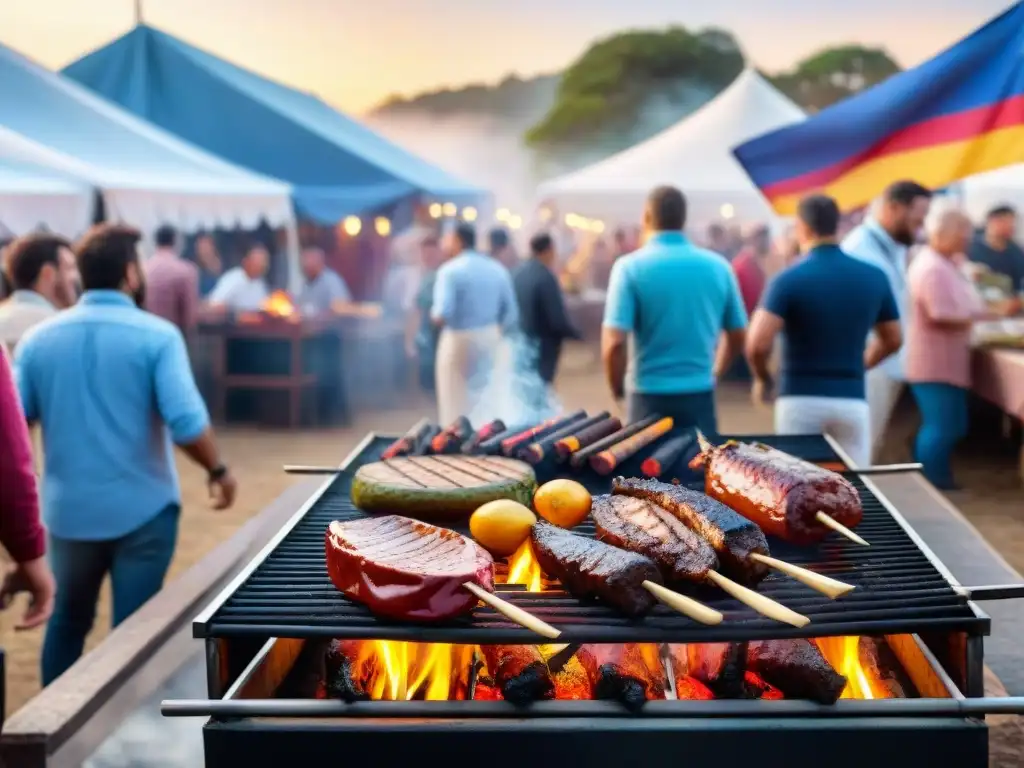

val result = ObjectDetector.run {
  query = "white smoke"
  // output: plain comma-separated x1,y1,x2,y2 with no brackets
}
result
467,332,562,429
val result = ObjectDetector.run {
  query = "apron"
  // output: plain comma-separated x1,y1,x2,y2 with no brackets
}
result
435,325,502,425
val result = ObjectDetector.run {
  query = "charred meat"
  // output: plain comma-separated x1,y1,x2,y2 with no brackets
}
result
612,478,769,584
747,639,848,704
590,494,718,585
671,642,748,699
479,645,555,705
530,520,662,617
577,644,664,711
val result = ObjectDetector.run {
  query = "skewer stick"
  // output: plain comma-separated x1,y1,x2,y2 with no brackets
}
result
749,553,855,599
642,581,724,625
695,429,713,454
816,511,870,546
704,571,810,628
283,464,339,475
461,583,561,640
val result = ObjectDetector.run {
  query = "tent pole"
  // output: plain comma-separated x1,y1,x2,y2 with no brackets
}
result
134,0,143,25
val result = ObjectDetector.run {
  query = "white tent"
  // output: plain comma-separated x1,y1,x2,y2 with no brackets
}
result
0,152,93,238
536,69,805,226
960,164,1024,221
0,40,294,236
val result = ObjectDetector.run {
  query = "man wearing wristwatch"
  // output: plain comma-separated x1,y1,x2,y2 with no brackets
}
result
14,224,238,686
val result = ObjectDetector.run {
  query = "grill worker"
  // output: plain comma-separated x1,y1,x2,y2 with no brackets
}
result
206,242,270,312
143,224,199,336
14,224,238,685
602,185,747,432
0,346,54,632
842,180,932,459
431,223,518,424
746,194,902,469
969,204,1024,295
513,232,580,386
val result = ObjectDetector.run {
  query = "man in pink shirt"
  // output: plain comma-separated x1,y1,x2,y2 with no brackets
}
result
732,224,770,315
906,208,1009,489
144,225,199,336
0,346,54,631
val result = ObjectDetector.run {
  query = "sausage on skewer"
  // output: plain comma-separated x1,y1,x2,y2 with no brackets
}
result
569,415,660,469
553,416,622,461
589,417,674,475
690,435,863,546
381,419,433,459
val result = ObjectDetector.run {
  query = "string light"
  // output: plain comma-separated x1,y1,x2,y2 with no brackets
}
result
428,203,442,219
720,203,735,219
375,217,391,236
539,207,553,223
496,208,511,222
462,206,478,222
508,214,522,230
442,202,457,217
342,216,361,236
592,220,606,234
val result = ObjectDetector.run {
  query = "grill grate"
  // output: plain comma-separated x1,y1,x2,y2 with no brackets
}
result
197,434,988,644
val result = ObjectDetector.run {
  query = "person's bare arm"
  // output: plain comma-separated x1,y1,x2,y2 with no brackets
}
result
744,309,782,381
864,320,903,369
601,326,628,401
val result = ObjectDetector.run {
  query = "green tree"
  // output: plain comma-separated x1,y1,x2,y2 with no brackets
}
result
770,45,901,112
525,26,744,146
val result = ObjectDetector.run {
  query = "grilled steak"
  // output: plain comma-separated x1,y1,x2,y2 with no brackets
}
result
479,645,555,705
672,642,748,699
591,494,718,585
612,478,769,584
325,515,494,621
747,639,848,704
691,440,863,545
530,520,661,617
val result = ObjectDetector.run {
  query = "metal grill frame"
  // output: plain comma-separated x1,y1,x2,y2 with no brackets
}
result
194,432,989,646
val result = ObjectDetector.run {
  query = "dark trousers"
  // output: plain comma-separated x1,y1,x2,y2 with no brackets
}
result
627,390,717,434
910,383,968,489
41,504,180,686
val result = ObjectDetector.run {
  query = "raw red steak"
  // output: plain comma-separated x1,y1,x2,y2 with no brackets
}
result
325,515,495,621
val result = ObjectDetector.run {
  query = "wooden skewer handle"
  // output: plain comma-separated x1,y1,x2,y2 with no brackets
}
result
705,571,810,628
749,553,855,600
642,581,723,625
283,465,340,475
815,511,870,546
462,583,562,640
846,462,923,476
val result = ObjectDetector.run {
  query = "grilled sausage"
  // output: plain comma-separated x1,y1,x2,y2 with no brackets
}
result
747,640,847,704
691,439,863,546
479,645,555,705
612,478,770,584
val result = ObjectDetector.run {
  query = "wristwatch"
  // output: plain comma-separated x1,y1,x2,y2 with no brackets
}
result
208,464,229,482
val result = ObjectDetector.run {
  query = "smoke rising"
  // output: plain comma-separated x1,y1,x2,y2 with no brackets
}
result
466,332,561,429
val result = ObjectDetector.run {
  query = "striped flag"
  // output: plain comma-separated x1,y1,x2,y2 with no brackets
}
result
733,2,1024,214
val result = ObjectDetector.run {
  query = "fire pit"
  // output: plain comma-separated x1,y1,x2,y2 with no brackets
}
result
164,434,1024,767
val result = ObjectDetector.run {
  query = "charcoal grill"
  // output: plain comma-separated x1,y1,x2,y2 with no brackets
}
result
166,431,1024,768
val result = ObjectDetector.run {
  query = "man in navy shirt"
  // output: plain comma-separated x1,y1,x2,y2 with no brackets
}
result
746,194,902,467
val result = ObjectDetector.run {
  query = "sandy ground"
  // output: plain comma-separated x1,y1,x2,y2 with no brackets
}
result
2,344,1022,715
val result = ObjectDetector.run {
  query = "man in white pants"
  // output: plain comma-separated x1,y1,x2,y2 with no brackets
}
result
842,181,933,459
431,223,518,425
746,194,903,468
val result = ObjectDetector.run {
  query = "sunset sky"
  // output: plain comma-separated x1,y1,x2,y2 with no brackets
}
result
1,0,1015,112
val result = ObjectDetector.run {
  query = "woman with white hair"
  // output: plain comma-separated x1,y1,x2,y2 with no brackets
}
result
906,206,1011,489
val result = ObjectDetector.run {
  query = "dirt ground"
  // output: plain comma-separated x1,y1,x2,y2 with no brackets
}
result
2,344,1022,714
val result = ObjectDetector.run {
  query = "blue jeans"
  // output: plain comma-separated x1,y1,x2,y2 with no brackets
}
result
627,390,717,434
42,504,180,686
910,383,968,490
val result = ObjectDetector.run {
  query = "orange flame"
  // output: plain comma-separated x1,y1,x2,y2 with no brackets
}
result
351,641,473,701
263,290,297,318
815,636,893,700
505,539,544,593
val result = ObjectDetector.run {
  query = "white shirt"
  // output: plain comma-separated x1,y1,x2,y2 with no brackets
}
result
207,267,269,311
842,219,908,380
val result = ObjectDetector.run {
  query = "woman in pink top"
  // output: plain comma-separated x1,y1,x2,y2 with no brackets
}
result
906,209,1001,489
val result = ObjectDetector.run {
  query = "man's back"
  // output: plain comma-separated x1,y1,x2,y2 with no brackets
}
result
0,292,56,352
433,251,517,331
144,252,198,333
764,245,897,399
15,291,209,541
968,236,1024,290
604,232,746,394
513,258,557,337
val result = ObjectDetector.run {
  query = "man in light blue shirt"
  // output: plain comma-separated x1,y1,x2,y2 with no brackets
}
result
842,180,932,458
603,186,747,433
15,224,238,685
431,223,518,423
295,245,351,316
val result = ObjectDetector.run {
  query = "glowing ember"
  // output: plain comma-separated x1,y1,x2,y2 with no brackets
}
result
262,290,297,318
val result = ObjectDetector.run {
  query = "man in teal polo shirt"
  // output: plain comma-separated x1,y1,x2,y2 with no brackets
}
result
601,186,748,433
